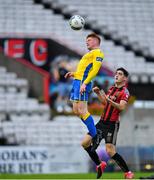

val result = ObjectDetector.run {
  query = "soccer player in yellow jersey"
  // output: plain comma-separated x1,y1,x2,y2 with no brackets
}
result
65,33,104,139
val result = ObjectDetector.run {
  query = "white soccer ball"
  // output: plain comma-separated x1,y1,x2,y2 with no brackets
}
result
69,15,85,30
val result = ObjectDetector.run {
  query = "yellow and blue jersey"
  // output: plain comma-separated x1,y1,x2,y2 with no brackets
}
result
74,48,104,84
70,48,104,102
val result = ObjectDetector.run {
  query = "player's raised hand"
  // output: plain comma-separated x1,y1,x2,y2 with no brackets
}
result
64,72,74,79
93,87,107,104
92,86,100,94
100,89,109,102
100,89,106,96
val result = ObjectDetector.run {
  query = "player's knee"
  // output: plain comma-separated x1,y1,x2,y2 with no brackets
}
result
78,109,85,116
78,106,87,116
106,146,116,157
106,148,113,157
73,110,79,116
81,140,91,149
72,108,79,116
81,141,87,149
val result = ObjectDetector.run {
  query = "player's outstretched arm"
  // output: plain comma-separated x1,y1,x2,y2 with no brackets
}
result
64,72,74,79
106,98,127,111
83,63,102,85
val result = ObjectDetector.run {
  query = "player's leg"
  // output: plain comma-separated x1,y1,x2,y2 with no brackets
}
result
81,134,101,166
78,101,97,137
71,100,97,138
104,123,134,179
70,79,97,137
81,133,106,179
91,128,103,152
106,143,130,171
78,81,97,137
105,143,134,179
90,121,107,179
72,101,79,115
81,122,107,179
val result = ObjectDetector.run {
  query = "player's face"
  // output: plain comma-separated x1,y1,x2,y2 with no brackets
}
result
86,37,98,50
115,70,127,84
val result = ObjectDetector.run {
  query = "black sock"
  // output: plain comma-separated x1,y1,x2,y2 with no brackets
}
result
85,146,101,166
112,153,129,172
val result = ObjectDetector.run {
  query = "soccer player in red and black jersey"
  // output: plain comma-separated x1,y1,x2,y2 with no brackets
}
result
81,67,134,179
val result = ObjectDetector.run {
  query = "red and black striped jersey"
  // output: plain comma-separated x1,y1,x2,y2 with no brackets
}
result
100,85,130,122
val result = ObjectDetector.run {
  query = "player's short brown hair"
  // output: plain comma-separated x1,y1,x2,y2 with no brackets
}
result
116,67,129,77
86,33,101,44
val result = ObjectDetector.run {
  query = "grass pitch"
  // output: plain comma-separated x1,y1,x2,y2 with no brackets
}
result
0,172,153,179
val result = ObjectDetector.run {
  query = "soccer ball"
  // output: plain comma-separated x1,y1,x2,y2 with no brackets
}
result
69,15,85,30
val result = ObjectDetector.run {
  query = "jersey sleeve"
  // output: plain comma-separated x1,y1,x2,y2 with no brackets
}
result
121,88,130,102
83,50,104,84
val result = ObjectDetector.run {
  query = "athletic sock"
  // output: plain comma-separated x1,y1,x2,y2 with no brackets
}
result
85,145,101,166
112,153,129,172
81,113,96,137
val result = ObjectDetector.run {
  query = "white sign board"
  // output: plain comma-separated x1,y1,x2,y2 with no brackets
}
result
0,146,50,174
49,146,89,173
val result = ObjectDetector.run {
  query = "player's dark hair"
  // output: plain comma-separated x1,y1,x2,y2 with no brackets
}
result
86,33,101,44
116,67,129,77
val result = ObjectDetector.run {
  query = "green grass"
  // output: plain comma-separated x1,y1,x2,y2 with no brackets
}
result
0,172,153,179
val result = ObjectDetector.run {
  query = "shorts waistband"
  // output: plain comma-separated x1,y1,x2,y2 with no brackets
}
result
100,119,119,125
74,79,92,84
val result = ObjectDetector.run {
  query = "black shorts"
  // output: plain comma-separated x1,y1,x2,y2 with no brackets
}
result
95,120,120,145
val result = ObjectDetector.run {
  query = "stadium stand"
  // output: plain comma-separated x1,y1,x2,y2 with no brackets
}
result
38,0,154,61
0,0,154,80
0,65,50,145
0,0,154,173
